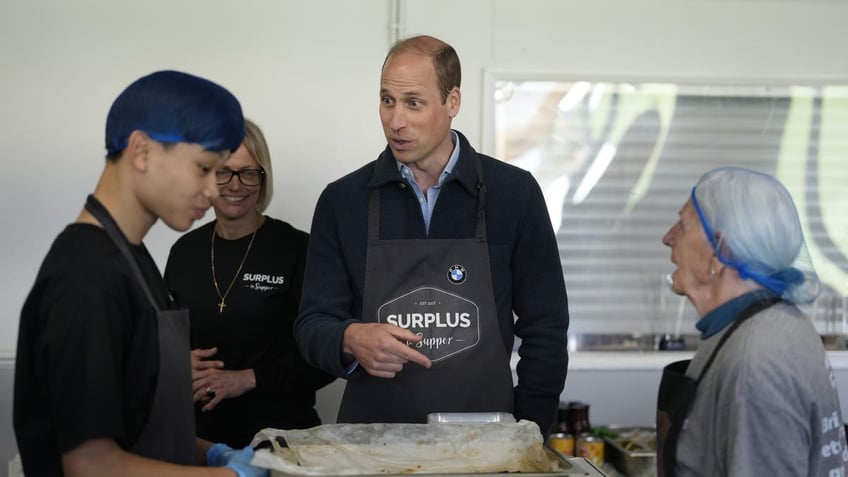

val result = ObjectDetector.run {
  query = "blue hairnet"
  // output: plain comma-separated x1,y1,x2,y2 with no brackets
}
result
691,167,819,304
105,70,244,155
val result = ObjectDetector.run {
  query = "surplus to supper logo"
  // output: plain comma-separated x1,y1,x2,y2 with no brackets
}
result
242,273,285,292
378,287,480,362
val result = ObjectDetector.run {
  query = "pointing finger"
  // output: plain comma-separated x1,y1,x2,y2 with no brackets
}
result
394,342,431,369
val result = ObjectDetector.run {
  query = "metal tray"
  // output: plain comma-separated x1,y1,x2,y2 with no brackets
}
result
426,412,516,424
602,427,656,477
268,452,605,477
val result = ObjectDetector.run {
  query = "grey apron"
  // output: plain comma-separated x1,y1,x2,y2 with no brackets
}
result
337,155,514,423
85,195,196,464
656,296,780,477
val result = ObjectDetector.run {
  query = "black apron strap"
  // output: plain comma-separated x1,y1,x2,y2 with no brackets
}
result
367,187,380,244
472,153,486,241
694,295,781,385
84,195,161,311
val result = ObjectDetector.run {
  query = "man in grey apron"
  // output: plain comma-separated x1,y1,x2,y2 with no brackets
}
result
14,71,265,476
295,35,569,436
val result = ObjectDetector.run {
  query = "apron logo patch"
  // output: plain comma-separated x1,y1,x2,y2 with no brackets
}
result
447,264,466,284
378,287,480,362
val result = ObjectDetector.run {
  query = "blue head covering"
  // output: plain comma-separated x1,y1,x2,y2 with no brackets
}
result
690,166,820,304
105,70,244,156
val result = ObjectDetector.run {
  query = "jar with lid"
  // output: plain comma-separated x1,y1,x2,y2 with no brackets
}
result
576,432,604,467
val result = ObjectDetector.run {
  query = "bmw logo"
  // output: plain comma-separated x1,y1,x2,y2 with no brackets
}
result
448,264,466,284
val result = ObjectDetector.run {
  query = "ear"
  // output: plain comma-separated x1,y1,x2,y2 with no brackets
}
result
710,256,725,277
447,86,461,119
124,130,152,172
710,232,727,276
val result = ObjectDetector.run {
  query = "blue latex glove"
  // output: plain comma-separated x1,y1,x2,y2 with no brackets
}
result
207,443,269,477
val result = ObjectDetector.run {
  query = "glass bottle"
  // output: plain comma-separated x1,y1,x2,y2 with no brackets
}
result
551,404,569,434
565,401,591,435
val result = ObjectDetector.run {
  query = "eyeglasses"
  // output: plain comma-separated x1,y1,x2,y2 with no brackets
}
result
216,168,265,186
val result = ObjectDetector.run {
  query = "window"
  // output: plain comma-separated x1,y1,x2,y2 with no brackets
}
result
487,75,848,342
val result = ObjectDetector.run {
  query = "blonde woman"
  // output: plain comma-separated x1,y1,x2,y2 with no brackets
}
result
165,119,334,448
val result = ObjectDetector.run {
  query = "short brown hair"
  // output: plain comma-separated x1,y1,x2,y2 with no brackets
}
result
383,35,461,104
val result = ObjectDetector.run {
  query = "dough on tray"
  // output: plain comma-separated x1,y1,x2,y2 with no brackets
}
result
249,420,560,475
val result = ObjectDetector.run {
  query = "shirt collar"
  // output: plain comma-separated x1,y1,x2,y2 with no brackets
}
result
368,130,479,197
696,288,778,338
396,130,460,185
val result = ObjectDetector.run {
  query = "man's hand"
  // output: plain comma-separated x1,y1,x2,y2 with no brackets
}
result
343,323,432,378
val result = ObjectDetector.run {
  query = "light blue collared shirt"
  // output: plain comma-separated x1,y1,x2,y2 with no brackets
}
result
397,131,461,234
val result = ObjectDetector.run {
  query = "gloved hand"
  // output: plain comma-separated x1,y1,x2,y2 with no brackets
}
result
207,443,269,477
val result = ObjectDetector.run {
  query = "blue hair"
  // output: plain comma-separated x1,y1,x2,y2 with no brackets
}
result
105,70,244,156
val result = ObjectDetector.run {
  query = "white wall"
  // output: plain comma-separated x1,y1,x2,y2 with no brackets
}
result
0,0,391,357
3,0,848,473
4,0,848,355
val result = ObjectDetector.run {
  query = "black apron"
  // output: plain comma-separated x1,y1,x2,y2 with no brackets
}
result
85,196,196,464
337,155,514,423
655,295,781,477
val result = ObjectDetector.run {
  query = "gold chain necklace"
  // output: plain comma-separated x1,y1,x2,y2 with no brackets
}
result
210,224,258,313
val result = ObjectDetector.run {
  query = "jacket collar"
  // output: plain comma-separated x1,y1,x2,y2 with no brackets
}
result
367,130,481,196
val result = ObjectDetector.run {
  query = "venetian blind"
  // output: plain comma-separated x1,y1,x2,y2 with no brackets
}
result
493,81,848,337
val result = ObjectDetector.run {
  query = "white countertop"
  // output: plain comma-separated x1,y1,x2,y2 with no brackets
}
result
565,350,848,371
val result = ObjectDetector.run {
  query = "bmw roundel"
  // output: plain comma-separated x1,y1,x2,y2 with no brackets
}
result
448,264,466,284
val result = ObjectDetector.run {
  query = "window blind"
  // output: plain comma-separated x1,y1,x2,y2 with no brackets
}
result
494,81,848,337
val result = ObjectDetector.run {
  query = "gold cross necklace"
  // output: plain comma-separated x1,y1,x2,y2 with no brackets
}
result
211,224,258,313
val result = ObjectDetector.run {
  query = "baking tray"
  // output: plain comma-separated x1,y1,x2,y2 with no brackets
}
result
252,421,606,477
266,451,605,477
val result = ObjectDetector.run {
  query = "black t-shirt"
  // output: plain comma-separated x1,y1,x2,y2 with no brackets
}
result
14,224,167,476
165,217,334,447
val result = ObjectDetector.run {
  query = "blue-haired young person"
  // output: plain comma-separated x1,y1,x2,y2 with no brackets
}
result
14,71,267,477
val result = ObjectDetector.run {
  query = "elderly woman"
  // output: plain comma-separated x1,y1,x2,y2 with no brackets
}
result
657,167,848,477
